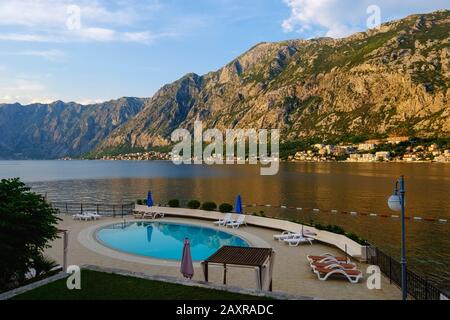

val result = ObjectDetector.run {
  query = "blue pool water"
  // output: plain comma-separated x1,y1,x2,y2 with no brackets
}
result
96,221,249,261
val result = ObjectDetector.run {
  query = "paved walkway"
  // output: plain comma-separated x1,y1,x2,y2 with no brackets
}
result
45,215,401,300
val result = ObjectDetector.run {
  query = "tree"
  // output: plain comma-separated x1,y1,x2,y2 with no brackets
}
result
0,178,60,291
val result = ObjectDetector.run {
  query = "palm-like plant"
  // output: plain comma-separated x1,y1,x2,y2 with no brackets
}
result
31,254,59,277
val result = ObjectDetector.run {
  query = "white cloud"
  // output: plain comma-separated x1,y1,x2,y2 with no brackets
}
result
0,0,66,27
0,33,62,42
281,0,449,38
75,98,108,105
123,31,153,43
0,0,138,28
0,78,52,104
74,27,116,42
0,29,177,44
16,49,66,61
0,0,165,44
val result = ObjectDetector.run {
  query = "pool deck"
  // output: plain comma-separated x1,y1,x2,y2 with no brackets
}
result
45,215,402,300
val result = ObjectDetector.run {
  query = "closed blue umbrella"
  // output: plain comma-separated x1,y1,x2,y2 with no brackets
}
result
235,195,243,214
147,191,154,207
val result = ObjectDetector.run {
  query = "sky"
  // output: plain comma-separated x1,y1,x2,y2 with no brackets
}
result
0,0,448,105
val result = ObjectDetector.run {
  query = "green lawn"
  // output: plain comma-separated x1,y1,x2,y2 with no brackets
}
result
12,270,269,300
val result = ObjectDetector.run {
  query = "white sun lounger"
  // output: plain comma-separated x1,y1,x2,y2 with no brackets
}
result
153,212,165,219
310,261,357,271
73,213,93,221
86,212,102,220
283,236,314,246
313,267,362,283
226,215,246,229
306,253,349,264
141,211,165,219
274,230,316,241
274,231,297,241
213,213,232,226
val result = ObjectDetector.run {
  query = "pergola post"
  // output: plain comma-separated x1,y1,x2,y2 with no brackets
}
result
258,267,263,291
268,250,275,292
63,231,68,272
58,229,69,273
223,264,227,285
202,262,209,282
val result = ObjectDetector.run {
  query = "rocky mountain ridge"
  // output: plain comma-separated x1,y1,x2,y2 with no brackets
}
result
0,10,449,159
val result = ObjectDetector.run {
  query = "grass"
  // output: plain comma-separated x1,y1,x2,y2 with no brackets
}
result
12,270,269,300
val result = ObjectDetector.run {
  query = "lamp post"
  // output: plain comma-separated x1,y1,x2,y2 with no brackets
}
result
387,175,407,300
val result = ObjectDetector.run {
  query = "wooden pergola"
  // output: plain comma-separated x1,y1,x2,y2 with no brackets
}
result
201,246,275,291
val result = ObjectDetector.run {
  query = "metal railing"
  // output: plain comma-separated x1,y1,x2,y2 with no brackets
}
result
49,202,135,218
366,246,449,300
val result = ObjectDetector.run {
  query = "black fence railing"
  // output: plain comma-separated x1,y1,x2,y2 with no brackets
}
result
50,202,135,218
366,246,448,300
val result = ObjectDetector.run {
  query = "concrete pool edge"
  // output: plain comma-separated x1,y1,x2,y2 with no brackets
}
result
78,218,271,267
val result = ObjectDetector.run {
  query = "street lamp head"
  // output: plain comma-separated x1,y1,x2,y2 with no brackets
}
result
388,194,402,212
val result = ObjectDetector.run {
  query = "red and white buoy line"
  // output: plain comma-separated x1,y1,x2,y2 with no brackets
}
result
241,203,449,224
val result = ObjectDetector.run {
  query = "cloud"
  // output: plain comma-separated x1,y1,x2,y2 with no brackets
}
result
75,98,108,105
0,29,176,44
0,33,61,42
281,0,449,38
122,31,155,43
0,0,138,28
16,49,66,61
74,27,116,42
0,0,165,44
0,78,52,104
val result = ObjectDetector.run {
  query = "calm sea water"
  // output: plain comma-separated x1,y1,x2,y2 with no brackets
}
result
1,160,449,289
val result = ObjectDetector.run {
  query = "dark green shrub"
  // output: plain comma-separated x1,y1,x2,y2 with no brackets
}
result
187,200,201,209
0,178,60,291
219,203,233,213
346,232,369,246
168,199,180,208
313,223,368,245
201,201,217,211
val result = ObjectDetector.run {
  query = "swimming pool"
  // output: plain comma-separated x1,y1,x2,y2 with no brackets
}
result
96,221,249,261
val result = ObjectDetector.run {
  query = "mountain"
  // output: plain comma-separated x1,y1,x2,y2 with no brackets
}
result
95,10,450,153
0,98,144,159
0,10,449,159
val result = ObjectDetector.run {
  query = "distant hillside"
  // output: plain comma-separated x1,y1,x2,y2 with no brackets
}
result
0,98,144,159
0,10,449,159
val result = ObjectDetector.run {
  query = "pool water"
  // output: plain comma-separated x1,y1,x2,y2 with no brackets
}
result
96,221,249,261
